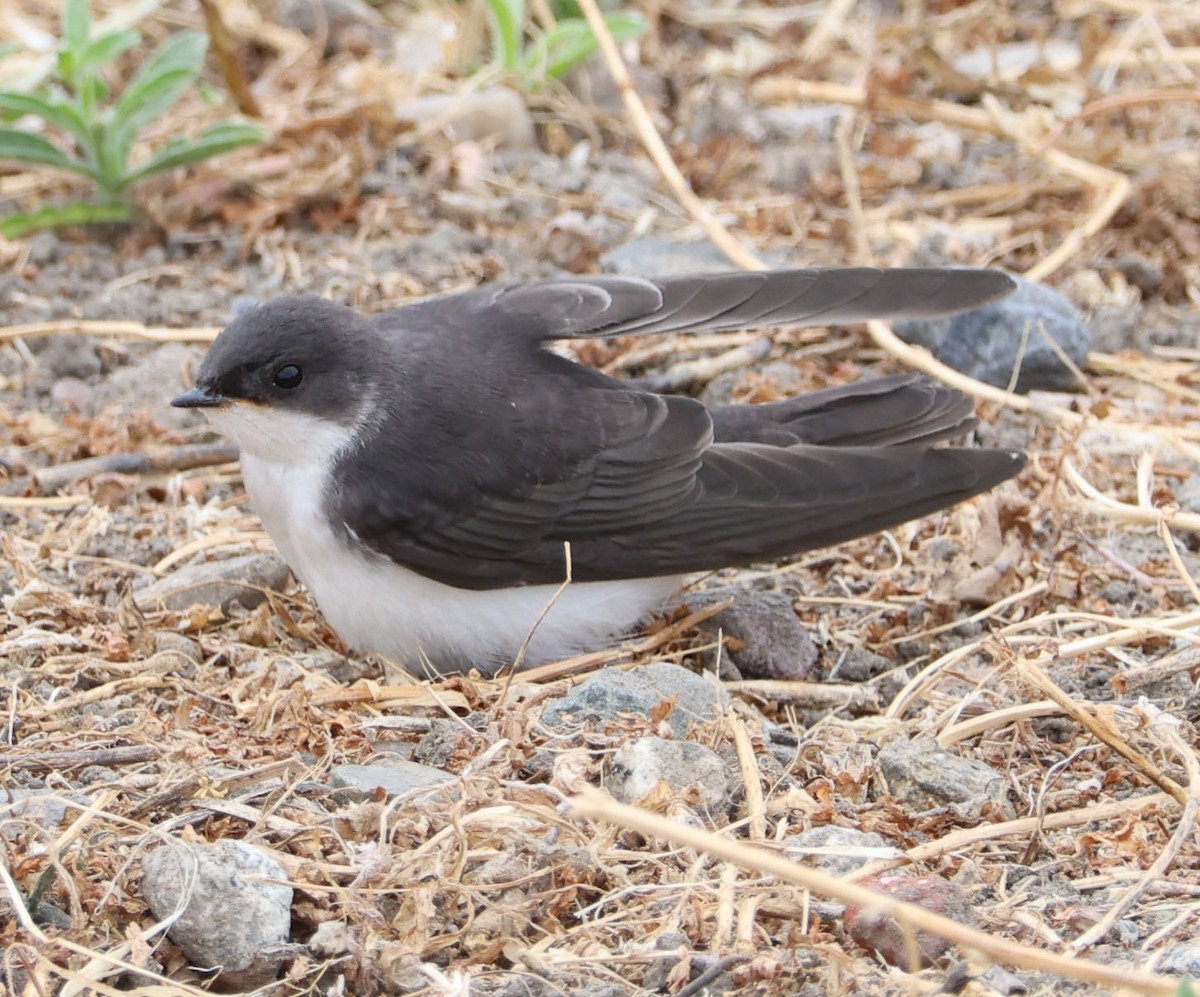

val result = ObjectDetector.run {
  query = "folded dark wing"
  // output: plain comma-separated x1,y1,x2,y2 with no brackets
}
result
332,386,716,589
334,389,1024,590
709,373,977,447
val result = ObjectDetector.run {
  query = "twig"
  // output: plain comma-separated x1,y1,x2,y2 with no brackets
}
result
1030,89,1200,156
676,954,754,997
866,319,1084,424
569,788,1181,994
32,444,239,493
722,679,879,712
1063,458,1200,532
632,338,772,392
1008,650,1187,805
0,744,159,771
501,542,575,699
729,714,766,840
888,794,1176,872
198,0,261,117
0,494,88,510
1070,718,1199,952
937,700,1063,748
574,0,765,271
0,319,220,344
510,600,732,684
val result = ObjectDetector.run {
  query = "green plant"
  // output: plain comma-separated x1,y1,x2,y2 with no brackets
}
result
483,0,645,86
0,0,268,237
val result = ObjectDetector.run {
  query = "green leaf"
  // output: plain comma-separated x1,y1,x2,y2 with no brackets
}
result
81,28,140,72
483,0,526,70
126,119,268,184
0,42,23,61
113,30,206,134
0,128,90,175
0,91,84,139
0,199,133,239
80,72,107,118
539,12,644,78
35,89,96,150
63,0,92,63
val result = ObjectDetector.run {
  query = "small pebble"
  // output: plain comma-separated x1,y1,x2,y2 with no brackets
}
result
141,840,294,983
844,873,978,968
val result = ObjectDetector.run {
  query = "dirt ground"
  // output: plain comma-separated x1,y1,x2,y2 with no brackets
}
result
1,0,1200,994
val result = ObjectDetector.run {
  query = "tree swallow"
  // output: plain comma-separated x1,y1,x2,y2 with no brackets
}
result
172,268,1025,675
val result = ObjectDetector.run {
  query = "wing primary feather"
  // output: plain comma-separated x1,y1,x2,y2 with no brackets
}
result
572,268,1014,340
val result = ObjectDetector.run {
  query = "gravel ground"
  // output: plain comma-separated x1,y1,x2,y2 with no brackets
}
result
1,1,1199,994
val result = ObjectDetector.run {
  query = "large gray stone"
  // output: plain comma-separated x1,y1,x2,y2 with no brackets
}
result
895,276,1090,393
134,554,291,613
541,661,728,737
141,840,294,983
686,587,818,680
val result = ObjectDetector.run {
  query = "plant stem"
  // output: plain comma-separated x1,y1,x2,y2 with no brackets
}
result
197,0,261,117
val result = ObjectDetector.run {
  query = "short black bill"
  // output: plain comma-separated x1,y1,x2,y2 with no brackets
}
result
171,385,228,409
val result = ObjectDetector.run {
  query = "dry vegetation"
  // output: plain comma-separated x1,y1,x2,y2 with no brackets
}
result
1,0,1200,994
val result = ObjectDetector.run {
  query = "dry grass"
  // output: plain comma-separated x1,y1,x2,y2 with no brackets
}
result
1,0,1200,993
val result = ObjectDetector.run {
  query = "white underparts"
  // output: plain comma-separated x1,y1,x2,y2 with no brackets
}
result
207,403,681,675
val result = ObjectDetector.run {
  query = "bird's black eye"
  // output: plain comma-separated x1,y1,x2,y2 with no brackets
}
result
273,365,303,390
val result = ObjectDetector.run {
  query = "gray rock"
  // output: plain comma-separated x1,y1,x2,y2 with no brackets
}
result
1175,474,1200,515
277,0,390,54
977,965,1035,996
49,376,93,411
153,631,203,663
684,86,765,144
473,973,627,997
1087,304,1144,354
877,737,1008,812
591,170,654,215
781,825,895,876
894,276,1090,393
393,89,536,150
686,587,818,680
31,334,102,381
279,0,382,33
699,359,806,408
26,230,60,265
329,760,454,801
90,342,207,428
1112,252,1164,293
141,840,293,983
829,647,893,682
607,736,731,812
412,716,488,769
600,237,732,276
304,649,380,685
540,661,729,737
1157,943,1200,977
0,789,88,840
134,554,291,613
759,105,842,142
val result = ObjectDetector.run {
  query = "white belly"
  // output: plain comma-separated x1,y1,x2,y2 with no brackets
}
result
240,453,682,676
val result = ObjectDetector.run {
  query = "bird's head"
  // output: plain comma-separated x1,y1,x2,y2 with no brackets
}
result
172,295,382,464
